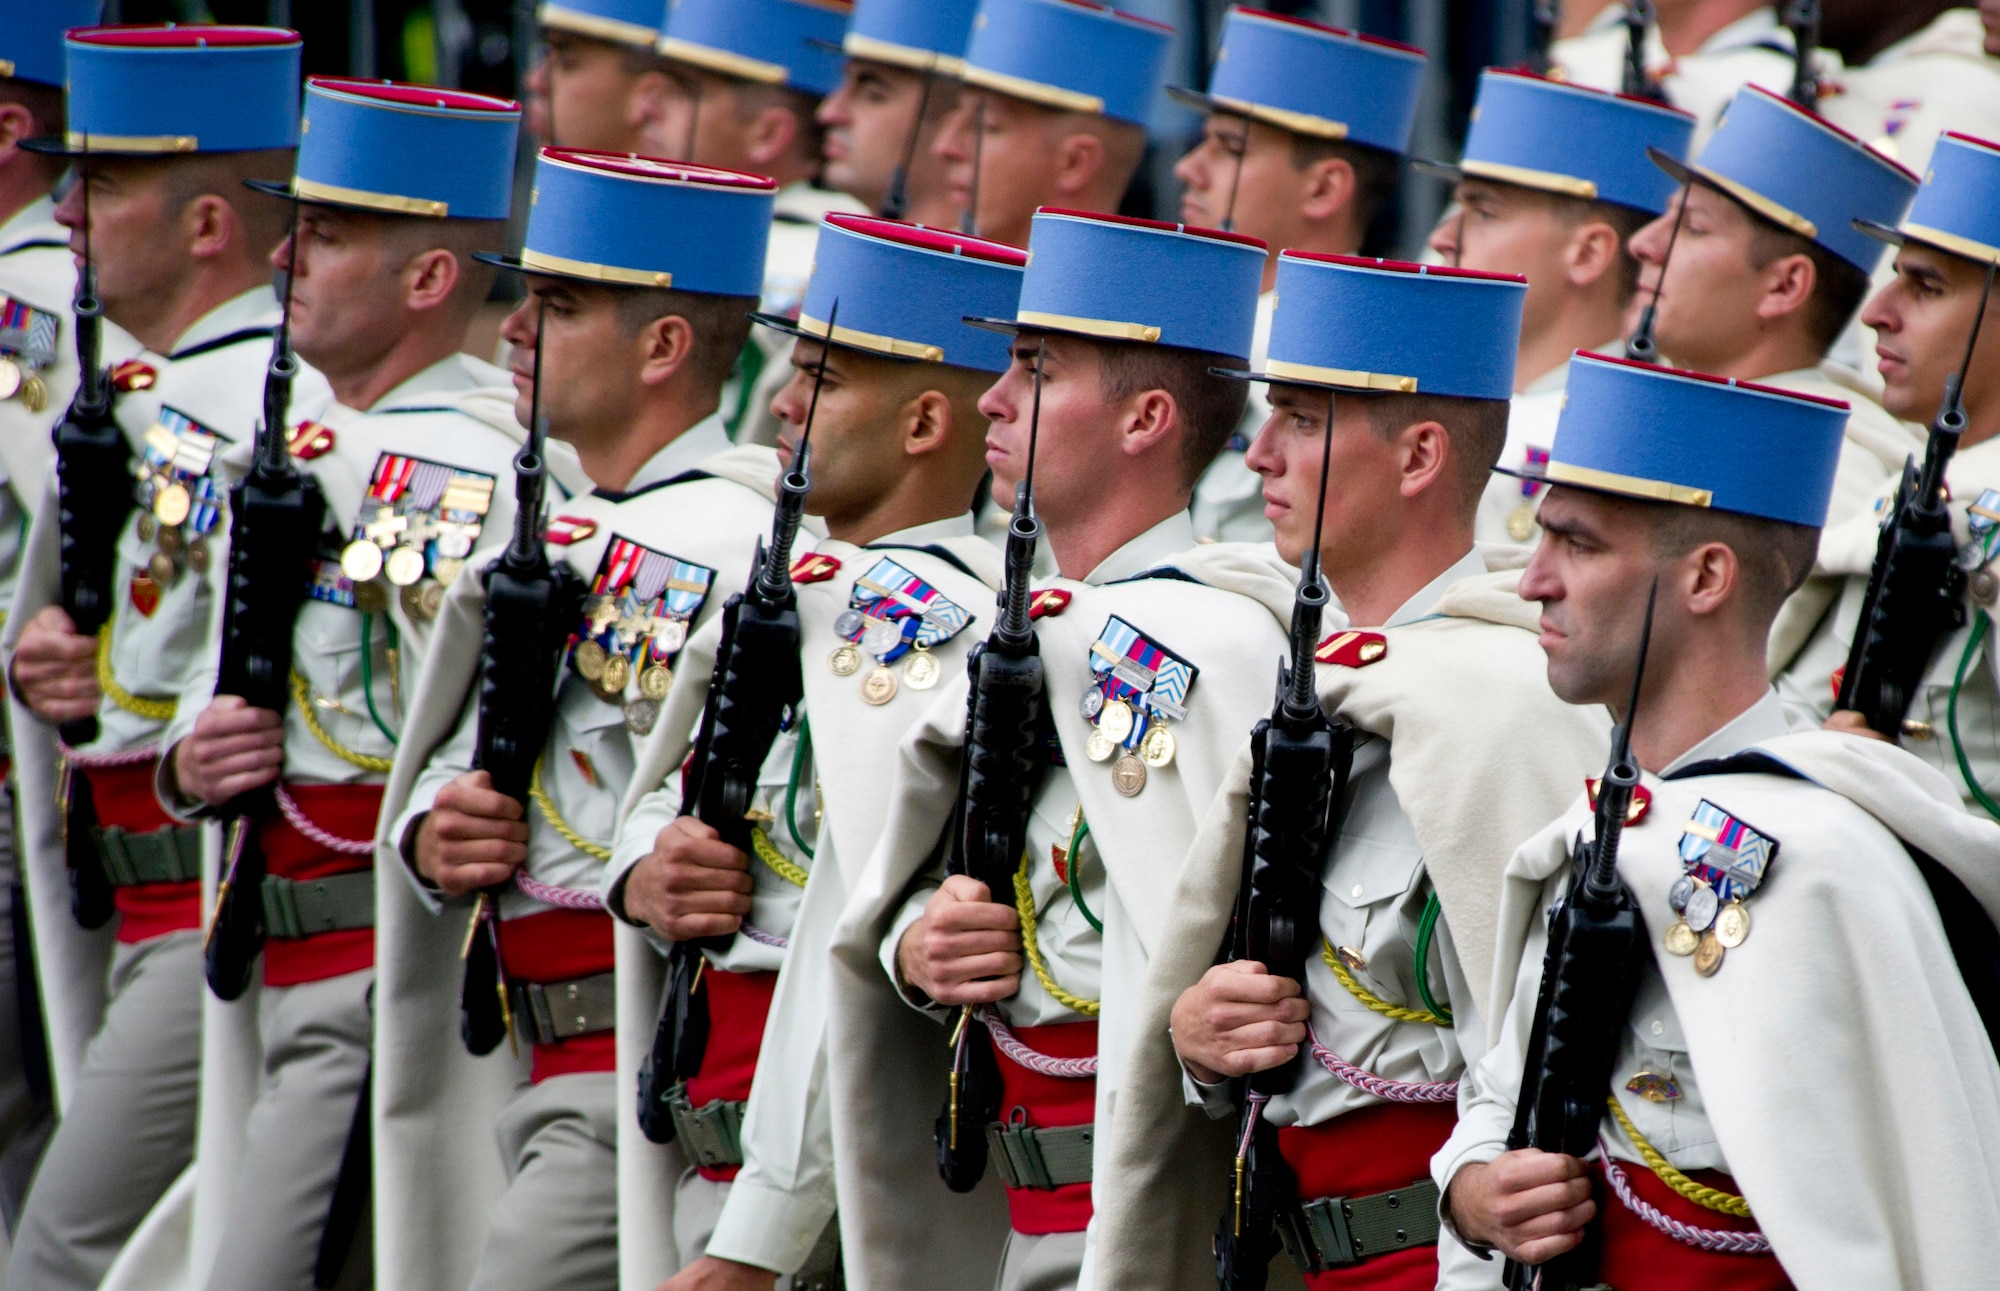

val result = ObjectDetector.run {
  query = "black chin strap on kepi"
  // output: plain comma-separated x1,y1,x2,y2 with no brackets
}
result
1219,114,1248,234
882,66,937,219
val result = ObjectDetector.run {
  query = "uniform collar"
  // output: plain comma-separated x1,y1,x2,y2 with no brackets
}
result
818,513,978,558
1519,338,1621,398
160,284,280,359
322,352,489,424
611,409,733,495
1082,512,1198,585
1383,545,1487,628
0,194,62,255
1662,688,1793,774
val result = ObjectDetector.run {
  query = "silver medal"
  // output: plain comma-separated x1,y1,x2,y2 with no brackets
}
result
833,609,866,639
862,617,905,656
1683,883,1720,933
1080,687,1104,721
1668,874,1695,914
623,697,660,736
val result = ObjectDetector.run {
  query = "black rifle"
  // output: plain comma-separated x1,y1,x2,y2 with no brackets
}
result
1835,259,1996,737
881,69,937,219
1622,0,1664,101
51,144,129,929
1502,585,1657,1291
1783,0,1821,109
460,299,587,1056
205,201,326,1001
1215,392,1354,1291
1527,0,1559,75
635,303,835,1141
934,341,1049,1191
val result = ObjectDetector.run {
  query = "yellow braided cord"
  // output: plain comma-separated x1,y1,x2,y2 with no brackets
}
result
289,671,394,773
528,756,612,861
1013,851,1100,1016
750,827,809,888
1606,1095,1754,1217
1320,939,1449,1027
97,631,176,722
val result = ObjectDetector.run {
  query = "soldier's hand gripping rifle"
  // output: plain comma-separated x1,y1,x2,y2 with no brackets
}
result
635,302,836,1142
1835,258,1996,738
52,143,131,929
458,299,587,1056
1501,584,1657,1291
1783,0,1821,109
205,199,328,1001
933,340,1050,1191
1214,389,1354,1291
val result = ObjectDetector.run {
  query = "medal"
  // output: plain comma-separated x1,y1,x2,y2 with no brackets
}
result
1095,697,1135,745
1682,883,1719,933
154,482,192,526
599,652,630,694
148,550,177,586
1084,727,1117,762
862,664,898,705
385,545,427,586
833,609,865,638
829,644,862,676
137,513,155,543
640,664,672,700
903,648,939,690
1506,501,1535,542
574,640,609,681
862,617,905,656
1714,900,1750,948
156,524,184,557
623,697,659,735
1335,945,1368,972
1625,1071,1681,1103
1139,720,1176,768
434,527,474,560
0,357,21,399
1079,687,1104,721
1662,920,1700,956
1693,931,1725,977
354,581,390,614
653,619,687,654
418,581,445,618
1667,874,1694,913
186,535,210,575
1111,753,1147,797
20,371,44,413
433,556,465,586
341,539,385,583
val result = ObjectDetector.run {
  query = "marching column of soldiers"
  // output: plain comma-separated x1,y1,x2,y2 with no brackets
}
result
0,1,1993,1290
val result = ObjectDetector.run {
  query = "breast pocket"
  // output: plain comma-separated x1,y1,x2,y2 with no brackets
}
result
291,604,396,762
549,685,634,846
1317,835,1424,1011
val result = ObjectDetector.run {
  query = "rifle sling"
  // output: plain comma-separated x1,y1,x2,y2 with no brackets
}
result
591,468,713,504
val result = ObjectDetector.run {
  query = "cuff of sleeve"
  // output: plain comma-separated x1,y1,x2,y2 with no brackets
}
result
152,742,213,824
393,810,450,916
1430,1136,1507,1256
702,1177,837,1277
880,885,945,1013
602,840,645,926
1181,1064,1236,1119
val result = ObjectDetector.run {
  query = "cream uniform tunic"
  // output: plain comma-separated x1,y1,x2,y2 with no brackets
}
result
1436,706,2000,1290
1473,345,1623,550
851,517,1298,1291
609,516,1001,1285
1550,5,1839,149
1097,559,1610,1291
1190,290,1277,544
1821,9,2000,175
373,419,781,1291
0,287,325,1291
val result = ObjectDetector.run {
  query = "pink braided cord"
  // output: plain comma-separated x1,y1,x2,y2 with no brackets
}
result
980,1006,1097,1078
57,742,160,769
514,869,606,911
1305,1024,1458,1104
1237,1091,1270,1156
275,785,373,856
1600,1151,1773,1255
739,922,787,947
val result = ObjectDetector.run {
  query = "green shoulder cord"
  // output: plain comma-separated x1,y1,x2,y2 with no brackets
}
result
1948,611,2000,820
358,612,400,746
783,715,816,860
1064,811,1102,934
1413,890,1453,1024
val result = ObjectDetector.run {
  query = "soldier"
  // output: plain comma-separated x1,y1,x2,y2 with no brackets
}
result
375,148,781,1291
1821,4,2000,173
1170,6,1428,543
1438,352,2000,1290
931,0,1170,251
0,24,316,1291
151,78,538,1291
1091,254,1609,1291
816,0,974,226
1422,70,1695,549
609,214,1023,1290
1777,130,2000,814
524,0,671,151
831,209,1291,1291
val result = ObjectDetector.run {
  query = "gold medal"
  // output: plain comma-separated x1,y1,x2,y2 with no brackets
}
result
340,540,385,584
418,580,445,618
0,357,21,400
385,545,427,587
1139,721,1176,768
20,371,46,413
599,652,630,694
640,664,672,700
186,535,210,575
155,524,183,557
862,664,898,705
1693,930,1725,977
574,639,609,681
1084,727,1117,762
829,644,862,676
432,556,465,586
153,482,191,526
1095,697,1135,744
903,648,940,690
1662,919,1699,956
1714,901,1751,949
137,513,155,543
1111,752,1147,797
354,580,390,614
1506,501,1536,542
148,550,177,585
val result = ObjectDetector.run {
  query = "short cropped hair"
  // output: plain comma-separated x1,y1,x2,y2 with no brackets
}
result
1649,504,1820,625
1094,342,1248,489
730,80,826,172
1740,214,1870,358
1290,136,1401,232
612,286,757,391
157,148,298,258
1548,194,1654,302
1358,391,1512,523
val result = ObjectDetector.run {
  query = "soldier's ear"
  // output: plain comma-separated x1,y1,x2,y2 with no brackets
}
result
637,312,697,386
402,248,462,314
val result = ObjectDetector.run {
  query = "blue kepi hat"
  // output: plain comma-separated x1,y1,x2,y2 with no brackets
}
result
959,0,1171,127
536,0,660,48
0,0,102,88
36,24,302,157
1857,131,2000,266
840,0,978,73
658,0,851,98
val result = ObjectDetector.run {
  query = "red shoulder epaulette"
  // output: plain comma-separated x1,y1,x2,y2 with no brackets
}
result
1315,630,1387,667
110,360,157,392
791,552,842,583
286,421,335,459
546,515,598,546
1585,777,1652,825
1029,588,1071,619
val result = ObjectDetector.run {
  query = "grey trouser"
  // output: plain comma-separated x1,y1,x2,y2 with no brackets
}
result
203,967,373,1291
470,1070,619,1291
4,929,201,1291
0,793,53,1232
995,1229,1087,1291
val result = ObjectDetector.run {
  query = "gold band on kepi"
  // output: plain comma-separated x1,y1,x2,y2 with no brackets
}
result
65,130,197,153
517,248,673,287
1012,309,1161,343
291,177,449,217
1544,459,1714,507
843,33,966,76
1460,159,1598,200
1658,152,1820,240
1895,221,2000,266
796,313,945,362
656,36,788,85
1260,358,1418,393
960,65,1104,116
0,62,13,79
1206,93,1349,141
538,3,658,47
